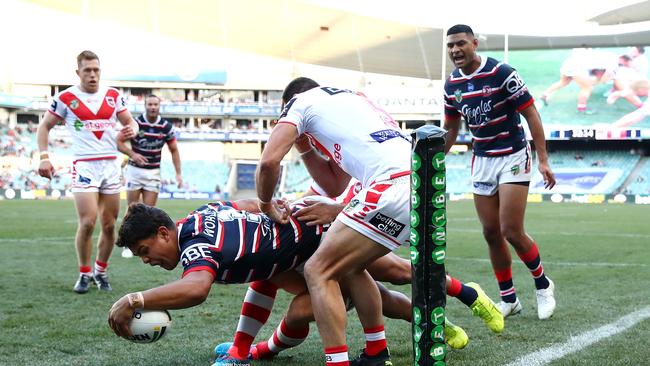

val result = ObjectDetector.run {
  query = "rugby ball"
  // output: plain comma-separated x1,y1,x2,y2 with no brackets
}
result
127,309,172,344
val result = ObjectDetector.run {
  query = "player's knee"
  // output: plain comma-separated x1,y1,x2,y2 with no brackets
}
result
77,217,96,234
482,226,501,243
101,222,116,235
304,257,338,287
501,224,524,244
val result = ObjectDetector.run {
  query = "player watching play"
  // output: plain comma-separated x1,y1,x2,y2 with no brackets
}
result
118,94,183,258
443,24,557,320
37,50,139,294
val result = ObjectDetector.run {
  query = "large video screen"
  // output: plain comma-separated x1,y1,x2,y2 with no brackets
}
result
483,47,650,132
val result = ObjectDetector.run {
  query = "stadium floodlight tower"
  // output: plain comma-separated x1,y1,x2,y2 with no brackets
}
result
410,125,447,365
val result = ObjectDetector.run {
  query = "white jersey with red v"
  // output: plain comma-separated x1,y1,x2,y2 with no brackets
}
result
48,85,128,160
278,87,411,188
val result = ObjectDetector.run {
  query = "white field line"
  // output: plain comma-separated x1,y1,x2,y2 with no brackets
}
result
445,257,649,268
504,306,650,366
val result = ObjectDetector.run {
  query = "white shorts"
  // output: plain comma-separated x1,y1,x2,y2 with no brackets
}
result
124,165,162,192
472,145,532,196
337,173,410,251
71,158,122,194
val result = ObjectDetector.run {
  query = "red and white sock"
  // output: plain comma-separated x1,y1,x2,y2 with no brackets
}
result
94,260,108,274
255,317,309,359
228,280,278,359
364,325,387,356
325,345,349,366
79,265,92,277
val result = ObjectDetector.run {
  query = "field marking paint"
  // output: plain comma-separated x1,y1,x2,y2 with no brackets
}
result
446,257,648,268
504,306,650,366
451,227,650,239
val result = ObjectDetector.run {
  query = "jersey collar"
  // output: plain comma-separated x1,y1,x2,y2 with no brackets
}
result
458,54,487,79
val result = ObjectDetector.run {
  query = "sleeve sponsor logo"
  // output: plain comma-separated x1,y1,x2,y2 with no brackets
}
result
504,71,526,94
180,243,213,267
369,129,409,143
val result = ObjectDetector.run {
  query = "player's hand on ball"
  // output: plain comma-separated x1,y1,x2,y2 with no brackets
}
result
108,295,135,338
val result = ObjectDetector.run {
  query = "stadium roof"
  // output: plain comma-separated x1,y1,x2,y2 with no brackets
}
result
589,1,650,25
10,0,650,81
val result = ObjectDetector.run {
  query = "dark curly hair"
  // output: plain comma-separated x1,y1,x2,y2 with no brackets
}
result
116,203,174,248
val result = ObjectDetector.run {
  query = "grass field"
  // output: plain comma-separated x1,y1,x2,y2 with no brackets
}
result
1,199,649,366
483,49,650,129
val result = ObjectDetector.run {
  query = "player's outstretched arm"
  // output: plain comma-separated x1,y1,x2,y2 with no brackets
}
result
108,270,213,338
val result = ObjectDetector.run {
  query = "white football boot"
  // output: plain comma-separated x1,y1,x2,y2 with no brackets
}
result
536,278,556,320
496,298,523,318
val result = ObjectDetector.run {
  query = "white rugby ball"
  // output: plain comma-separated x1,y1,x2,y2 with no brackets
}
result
127,309,172,344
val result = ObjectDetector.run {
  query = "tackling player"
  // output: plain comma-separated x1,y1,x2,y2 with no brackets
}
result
257,77,414,366
37,50,139,294
442,25,557,320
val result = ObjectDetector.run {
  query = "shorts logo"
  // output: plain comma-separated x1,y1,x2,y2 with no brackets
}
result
369,212,405,238
511,164,520,175
70,100,79,110
473,181,494,191
454,89,463,103
78,174,91,184
105,96,116,108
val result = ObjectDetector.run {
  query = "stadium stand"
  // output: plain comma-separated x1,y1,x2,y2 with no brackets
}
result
626,157,650,194
283,160,312,194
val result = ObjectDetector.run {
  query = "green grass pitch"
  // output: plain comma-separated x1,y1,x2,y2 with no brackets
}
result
1,199,649,365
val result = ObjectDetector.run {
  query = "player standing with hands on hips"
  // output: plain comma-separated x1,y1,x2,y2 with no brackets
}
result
37,50,139,294
442,25,557,319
